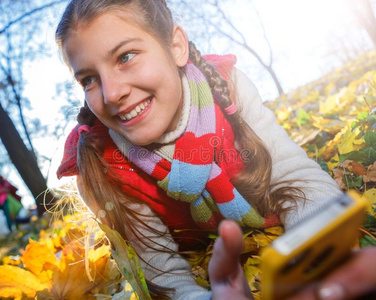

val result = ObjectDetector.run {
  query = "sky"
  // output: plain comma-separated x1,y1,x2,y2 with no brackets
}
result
2,0,375,208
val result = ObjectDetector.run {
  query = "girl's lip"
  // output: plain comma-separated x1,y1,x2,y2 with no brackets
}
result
119,97,153,126
118,96,152,115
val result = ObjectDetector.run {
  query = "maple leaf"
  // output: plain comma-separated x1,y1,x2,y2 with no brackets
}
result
338,126,363,155
319,91,347,115
37,240,115,300
0,265,48,299
21,239,60,284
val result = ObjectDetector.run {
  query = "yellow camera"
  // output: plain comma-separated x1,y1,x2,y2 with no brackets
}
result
260,191,369,300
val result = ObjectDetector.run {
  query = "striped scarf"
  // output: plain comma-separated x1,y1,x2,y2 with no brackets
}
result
127,63,274,230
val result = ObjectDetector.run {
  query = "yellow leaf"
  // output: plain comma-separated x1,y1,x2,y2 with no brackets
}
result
319,93,342,115
0,265,48,299
327,154,339,173
125,282,133,292
21,239,59,283
337,126,363,154
47,241,105,300
2,255,21,266
276,110,290,123
263,226,284,236
243,237,260,253
244,256,262,293
253,233,274,248
311,115,344,134
245,256,261,265
88,244,111,262
361,189,376,215
324,82,336,95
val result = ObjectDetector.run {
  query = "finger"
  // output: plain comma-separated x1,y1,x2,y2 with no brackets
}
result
286,283,318,300
209,220,253,299
316,247,376,300
211,286,253,300
289,247,376,300
209,220,243,284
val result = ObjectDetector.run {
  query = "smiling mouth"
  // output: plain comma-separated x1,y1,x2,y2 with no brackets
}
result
119,98,151,121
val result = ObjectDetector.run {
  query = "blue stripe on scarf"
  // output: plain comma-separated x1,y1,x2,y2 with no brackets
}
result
217,189,251,221
167,160,212,195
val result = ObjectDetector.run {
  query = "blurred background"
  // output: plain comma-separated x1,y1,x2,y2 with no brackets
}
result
0,0,375,232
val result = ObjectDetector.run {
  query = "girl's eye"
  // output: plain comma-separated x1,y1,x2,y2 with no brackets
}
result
119,52,136,64
81,76,96,89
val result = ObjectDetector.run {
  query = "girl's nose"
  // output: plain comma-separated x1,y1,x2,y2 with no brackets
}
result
101,74,130,105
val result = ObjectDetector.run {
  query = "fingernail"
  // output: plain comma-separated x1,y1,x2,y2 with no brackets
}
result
318,283,345,300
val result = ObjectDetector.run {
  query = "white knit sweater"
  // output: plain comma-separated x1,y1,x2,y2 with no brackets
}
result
110,69,342,300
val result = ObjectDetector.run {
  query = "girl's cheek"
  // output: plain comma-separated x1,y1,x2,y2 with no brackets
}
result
86,90,102,106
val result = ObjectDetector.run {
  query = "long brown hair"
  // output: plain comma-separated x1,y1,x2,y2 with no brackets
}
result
187,42,304,216
56,0,304,298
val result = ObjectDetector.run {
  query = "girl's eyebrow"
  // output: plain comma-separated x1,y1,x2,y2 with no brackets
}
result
74,68,91,78
74,38,142,78
106,38,142,59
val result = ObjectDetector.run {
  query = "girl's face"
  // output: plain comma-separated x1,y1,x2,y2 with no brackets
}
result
64,11,189,146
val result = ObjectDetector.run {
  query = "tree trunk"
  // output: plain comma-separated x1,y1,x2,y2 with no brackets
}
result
0,102,54,216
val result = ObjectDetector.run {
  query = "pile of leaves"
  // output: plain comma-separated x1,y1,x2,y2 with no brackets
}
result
0,213,123,299
0,191,151,300
265,50,376,247
189,50,376,299
0,51,375,299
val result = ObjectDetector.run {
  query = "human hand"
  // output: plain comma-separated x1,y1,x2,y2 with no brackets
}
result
287,247,376,300
208,220,254,300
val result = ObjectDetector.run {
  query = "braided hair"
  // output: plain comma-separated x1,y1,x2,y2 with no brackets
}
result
56,0,303,298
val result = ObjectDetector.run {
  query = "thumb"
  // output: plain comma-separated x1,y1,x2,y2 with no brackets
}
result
209,220,244,283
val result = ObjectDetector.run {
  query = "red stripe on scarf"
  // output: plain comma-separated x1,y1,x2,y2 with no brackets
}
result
206,172,236,204
151,159,170,179
174,132,214,165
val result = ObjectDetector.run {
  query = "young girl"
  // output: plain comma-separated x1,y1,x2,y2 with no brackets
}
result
55,0,376,299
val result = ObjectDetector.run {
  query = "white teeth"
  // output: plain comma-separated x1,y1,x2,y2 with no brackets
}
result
120,98,152,121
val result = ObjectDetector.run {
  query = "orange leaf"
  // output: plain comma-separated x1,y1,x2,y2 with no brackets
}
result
344,160,367,176
46,241,112,300
21,239,59,284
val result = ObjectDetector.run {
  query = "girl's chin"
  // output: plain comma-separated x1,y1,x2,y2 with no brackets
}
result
124,133,160,147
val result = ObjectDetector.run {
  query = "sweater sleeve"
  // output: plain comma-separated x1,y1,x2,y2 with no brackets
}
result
128,203,212,300
233,68,343,229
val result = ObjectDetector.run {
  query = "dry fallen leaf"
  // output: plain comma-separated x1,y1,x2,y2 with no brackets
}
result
0,265,48,299
21,239,59,284
364,162,376,183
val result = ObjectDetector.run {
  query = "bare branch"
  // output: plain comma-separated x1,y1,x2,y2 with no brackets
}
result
0,0,66,35
207,1,284,95
249,1,274,66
